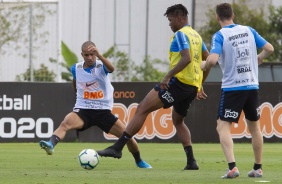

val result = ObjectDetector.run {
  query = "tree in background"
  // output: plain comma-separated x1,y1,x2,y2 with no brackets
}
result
0,3,56,82
131,56,168,82
102,46,130,82
199,0,282,62
268,5,282,61
16,64,56,82
54,43,168,82
0,3,54,56
49,41,78,82
103,46,168,82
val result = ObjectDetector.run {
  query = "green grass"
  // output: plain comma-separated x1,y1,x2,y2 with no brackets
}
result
0,143,281,184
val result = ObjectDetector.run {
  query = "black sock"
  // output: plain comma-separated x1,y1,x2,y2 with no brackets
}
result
132,151,142,163
254,163,262,170
184,146,195,163
228,162,236,170
112,131,131,151
50,134,60,147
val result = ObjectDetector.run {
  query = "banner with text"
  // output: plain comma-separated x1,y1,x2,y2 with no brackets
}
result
0,82,281,143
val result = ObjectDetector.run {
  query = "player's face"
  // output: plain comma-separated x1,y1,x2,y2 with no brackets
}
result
81,48,96,67
167,14,180,32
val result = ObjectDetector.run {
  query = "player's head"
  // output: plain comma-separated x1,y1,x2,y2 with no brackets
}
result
216,3,234,21
164,4,188,32
81,41,96,66
81,41,95,52
164,4,188,17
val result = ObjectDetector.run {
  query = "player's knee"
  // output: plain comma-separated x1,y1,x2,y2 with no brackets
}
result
59,120,73,131
216,123,223,134
136,103,150,114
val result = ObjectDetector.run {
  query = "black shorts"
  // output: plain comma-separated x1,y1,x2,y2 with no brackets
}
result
217,89,260,123
154,77,197,117
73,109,118,133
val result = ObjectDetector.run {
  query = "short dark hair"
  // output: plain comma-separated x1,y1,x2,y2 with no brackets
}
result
164,4,188,17
81,41,95,51
216,3,233,21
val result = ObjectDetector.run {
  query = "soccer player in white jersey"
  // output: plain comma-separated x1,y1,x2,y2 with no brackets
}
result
39,41,152,169
200,3,274,179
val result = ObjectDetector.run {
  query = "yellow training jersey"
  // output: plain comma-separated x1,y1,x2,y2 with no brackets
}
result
169,26,203,89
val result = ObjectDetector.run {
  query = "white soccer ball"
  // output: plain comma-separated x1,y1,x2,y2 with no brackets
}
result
78,149,100,170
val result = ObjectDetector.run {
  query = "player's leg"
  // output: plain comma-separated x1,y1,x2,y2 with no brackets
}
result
172,109,198,170
125,89,164,135
246,121,263,164
216,119,235,163
246,119,263,177
217,119,240,178
39,112,84,155
108,119,152,168
53,112,84,139
171,82,198,170
97,89,163,158
217,91,246,178
244,90,263,177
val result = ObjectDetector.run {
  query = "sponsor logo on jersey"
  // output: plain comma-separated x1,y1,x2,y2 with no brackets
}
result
236,48,249,59
237,65,252,74
86,81,97,87
232,40,248,47
229,32,248,41
83,90,104,99
96,64,102,68
235,78,255,84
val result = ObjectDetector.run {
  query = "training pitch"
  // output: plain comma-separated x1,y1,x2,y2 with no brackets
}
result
0,142,281,184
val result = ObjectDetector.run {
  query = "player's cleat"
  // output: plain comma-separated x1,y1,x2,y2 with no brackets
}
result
39,140,54,155
248,168,263,177
221,167,240,179
183,160,199,170
136,160,152,169
96,146,122,159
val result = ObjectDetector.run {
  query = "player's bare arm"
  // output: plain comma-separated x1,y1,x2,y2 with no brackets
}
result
160,48,191,90
72,79,77,93
87,45,115,72
200,53,219,71
201,50,211,83
196,50,210,100
258,42,274,65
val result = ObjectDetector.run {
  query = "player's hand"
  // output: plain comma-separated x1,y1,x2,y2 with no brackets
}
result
258,56,263,65
200,61,206,71
159,77,170,90
196,87,207,100
87,45,100,57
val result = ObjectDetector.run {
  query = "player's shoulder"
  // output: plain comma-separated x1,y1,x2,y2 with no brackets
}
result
236,24,253,30
73,61,83,66
213,30,223,40
71,61,83,70
236,24,258,36
95,59,103,67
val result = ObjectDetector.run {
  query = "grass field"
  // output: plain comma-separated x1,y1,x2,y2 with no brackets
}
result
0,142,281,184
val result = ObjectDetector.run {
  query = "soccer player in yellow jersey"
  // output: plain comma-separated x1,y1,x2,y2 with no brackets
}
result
97,4,210,170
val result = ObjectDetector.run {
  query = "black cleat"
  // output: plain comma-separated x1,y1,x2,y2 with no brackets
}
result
96,146,122,159
183,160,199,170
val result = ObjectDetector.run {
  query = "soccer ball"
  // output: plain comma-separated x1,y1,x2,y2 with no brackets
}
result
78,149,100,170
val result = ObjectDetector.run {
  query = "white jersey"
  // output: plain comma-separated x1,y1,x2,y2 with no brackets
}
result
219,25,258,89
74,60,114,110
